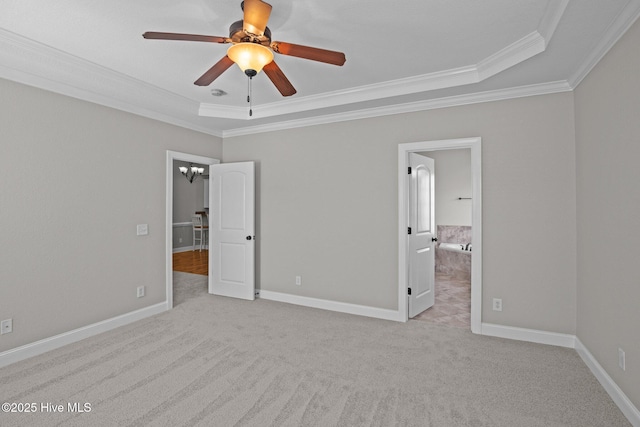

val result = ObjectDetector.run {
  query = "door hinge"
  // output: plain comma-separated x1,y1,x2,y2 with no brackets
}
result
408,287,412,295
408,227,412,235
408,167,412,174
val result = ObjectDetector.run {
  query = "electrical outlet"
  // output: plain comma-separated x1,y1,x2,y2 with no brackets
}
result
618,348,626,371
136,224,148,236
178,237,183,243
295,276,301,286
492,298,503,312
1,318,13,335
137,286,145,298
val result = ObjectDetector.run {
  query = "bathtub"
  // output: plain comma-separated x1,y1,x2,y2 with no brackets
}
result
436,242,471,280
438,242,472,254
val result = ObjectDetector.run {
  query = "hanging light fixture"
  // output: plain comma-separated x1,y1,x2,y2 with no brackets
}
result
227,42,274,117
227,42,273,76
179,163,205,183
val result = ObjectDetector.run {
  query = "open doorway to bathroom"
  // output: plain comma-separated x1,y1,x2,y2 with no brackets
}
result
398,138,481,333
412,149,472,328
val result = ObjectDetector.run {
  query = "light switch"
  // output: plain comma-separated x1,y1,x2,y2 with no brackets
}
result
136,224,149,236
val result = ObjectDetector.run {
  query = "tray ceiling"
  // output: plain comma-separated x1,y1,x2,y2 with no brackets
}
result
1,0,639,136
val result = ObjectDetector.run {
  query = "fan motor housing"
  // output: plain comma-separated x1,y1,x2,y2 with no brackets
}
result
229,20,271,46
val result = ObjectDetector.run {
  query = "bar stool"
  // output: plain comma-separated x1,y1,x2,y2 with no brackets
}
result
191,214,208,251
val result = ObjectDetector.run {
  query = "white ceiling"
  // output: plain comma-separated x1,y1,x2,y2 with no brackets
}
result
1,0,639,137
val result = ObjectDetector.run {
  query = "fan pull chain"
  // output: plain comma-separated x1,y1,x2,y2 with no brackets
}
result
247,76,253,117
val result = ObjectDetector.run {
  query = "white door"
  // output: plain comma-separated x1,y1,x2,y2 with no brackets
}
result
208,162,255,300
408,153,435,317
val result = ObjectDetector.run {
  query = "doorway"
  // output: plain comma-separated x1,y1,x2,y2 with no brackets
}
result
398,138,482,333
414,149,471,328
165,150,219,309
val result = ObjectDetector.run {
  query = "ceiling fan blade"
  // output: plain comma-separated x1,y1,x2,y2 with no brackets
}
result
143,32,230,44
271,41,346,66
242,0,272,36
263,61,296,97
194,55,235,86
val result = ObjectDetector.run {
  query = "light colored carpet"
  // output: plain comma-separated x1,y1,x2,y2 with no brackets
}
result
173,271,208,306
0,273,630,426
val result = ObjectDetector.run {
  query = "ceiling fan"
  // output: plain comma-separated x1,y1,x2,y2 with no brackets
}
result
143,0,346,97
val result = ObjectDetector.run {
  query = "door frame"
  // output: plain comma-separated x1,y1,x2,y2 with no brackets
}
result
398,138,482,333
165,150,220,309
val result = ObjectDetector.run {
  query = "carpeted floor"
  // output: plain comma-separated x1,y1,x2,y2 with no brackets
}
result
0,273,630,426
173,271,209,306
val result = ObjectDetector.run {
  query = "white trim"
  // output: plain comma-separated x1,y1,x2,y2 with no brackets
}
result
538,0,570,44
202,66,479,121
477,31,545,80
172,246,194,253
398,138,482,333
197,104,250,120
570,0,640,88
222,81,572,138
0,1,636,137
259,290,404,322
202,31,560,121
172,221,193,227
0,29,222,138
0,303,168,368
575,338,640,426
0,1,571,131
480,323,575,348
166,151,220,310
202,1,568,122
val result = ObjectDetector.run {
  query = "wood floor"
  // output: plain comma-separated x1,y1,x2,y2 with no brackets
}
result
173,249,208,276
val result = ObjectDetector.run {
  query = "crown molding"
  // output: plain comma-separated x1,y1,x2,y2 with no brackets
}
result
476,31,545,80
203,32,544,121
0,28,223,138
201,66,480,121
5,0,636,138
222,81,572,138
538,0,570,44
198,103,251,120
202,0,568,121
569,0,640,89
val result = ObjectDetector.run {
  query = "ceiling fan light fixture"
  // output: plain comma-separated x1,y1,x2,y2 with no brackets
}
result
227,42,273,75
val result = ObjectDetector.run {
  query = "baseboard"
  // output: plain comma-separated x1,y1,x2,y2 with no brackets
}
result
575,338,640,426
480,322,576,348
172,245,209,253
0,302,169,368
259,290,404,322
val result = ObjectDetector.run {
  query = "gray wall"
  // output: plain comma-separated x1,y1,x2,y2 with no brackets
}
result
224,92,577,333
0,79,222,352
575,18,640,408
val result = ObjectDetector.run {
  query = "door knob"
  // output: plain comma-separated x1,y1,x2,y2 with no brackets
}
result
246,236,252,240
432,237,438,242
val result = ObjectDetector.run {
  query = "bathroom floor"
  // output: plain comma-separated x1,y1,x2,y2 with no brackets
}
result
413,272,471,328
